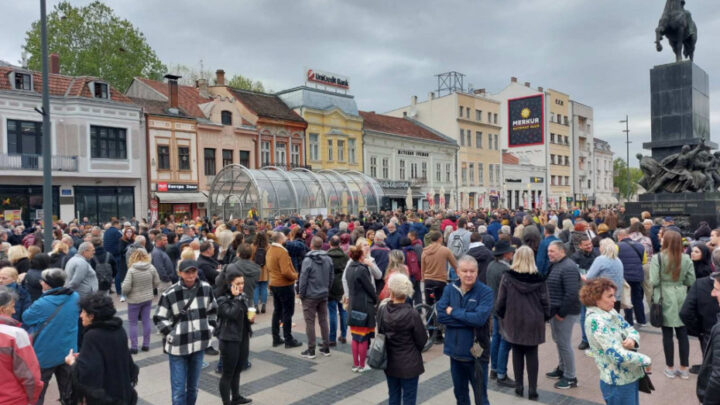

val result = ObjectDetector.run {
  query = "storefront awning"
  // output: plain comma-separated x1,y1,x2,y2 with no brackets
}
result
155,192,208,204
382,189,424,199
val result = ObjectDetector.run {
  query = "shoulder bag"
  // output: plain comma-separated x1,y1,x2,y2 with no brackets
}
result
30,299,67,341
649,253,664,328
367,304,387,369
162,285,201,353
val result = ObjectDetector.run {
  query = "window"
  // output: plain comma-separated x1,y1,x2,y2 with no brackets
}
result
446,163,451,183
467,132,472,147
496,165,500,185
461,164,467,186
309,133,319,161
204,148,216,175
476,131,483,148
178,147,190,170
550,133,555,143
494,134,498,150
565,136,569,145
460,129,465,146
370,157,377,178
13,72,32,90
348,139,356,164
421,161,427,179
588,179,591,189
488,133,492,150
459,106,463,117
239,150,250,167
469,163,474,184
478,163,484,185
493,113,498,124
221,111,232,126
275,142,286,165
291,144,300,166
90,126,126,159
466,107,470,118
564,156,569,166
7,119,42,155
327,140,333,161
399,159,405,180
157,146,170,169
557,113,562,123
222,149,233,167
476,110,482,121
436,163,441,182
337,140,344,161
93,82,109,99
488,112,492,122
565,176,570,186
382,158,389,179
489,164,494,184
75,186,134,225
550,154,555,165
261,141,271,166
411,162,418,179
551,175,556,185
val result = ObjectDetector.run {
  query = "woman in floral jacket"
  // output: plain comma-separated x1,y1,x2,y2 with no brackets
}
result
581,278,651,405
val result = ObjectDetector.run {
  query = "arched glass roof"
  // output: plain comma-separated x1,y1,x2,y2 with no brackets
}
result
208,165,383,219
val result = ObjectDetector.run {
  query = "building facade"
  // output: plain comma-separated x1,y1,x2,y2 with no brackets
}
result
0,61,146,225
593,138,617,206
277,85,363,172
571,101,594,208
386,91,502,210
502,153,545,210
360,111,458,210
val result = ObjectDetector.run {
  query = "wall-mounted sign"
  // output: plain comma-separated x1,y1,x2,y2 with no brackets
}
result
157,182,199,192
3,209,21,221
306,69,349,90
60,188,73,197
529,177,544,183
508,94,544,147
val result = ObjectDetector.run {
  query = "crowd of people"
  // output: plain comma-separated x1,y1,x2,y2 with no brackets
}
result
0,206,719,405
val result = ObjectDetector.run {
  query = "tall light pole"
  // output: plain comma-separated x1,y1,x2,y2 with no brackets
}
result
40,0,53,251
620,115,630,201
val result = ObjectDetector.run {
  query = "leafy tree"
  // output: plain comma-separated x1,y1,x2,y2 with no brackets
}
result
165,64,266,92
227,74,265,92
613,158,643,200
22,1,166,91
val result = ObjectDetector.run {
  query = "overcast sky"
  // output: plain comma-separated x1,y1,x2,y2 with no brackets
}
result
2,0,719,166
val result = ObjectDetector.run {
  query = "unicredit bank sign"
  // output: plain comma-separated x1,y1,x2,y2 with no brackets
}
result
306,69,349,90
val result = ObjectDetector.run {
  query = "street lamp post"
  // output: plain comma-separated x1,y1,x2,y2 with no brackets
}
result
620,116,630,202
39,0,53,251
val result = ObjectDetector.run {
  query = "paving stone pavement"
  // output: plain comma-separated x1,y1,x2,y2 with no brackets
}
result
41,294,701,404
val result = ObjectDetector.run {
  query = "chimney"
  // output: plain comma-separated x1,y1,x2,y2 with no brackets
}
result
538,86,544,92
50,53,60,74
524,82,531,87
428,92,435,100
196,78,209,98
511,76,518,83
411,95,417,105
164,74,181,110
473,88,486,95
216,69,225,86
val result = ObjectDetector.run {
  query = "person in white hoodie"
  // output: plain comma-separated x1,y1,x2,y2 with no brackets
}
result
122,248,160,354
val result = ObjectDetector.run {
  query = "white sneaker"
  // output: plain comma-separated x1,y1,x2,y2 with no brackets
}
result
676,369,690,380
664,368,676,379
351,366,360,373
120,296,126,302
359,365,372,373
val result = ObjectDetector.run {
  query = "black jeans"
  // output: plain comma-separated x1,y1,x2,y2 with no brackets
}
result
623,281,646,325
511,344,539,392
661,326,689,367
271,285,296,342
37,363,73,404
219,339,249,404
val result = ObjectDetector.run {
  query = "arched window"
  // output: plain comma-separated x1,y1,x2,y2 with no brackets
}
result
221,110,232,126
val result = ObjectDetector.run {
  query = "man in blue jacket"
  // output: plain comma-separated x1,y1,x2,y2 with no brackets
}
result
437,255,494,405
535,223,558,277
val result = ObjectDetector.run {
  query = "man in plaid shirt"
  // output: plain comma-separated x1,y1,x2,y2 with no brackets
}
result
154,260,217,405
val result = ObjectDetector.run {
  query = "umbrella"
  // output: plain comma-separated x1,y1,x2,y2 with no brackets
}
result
405,187,413,211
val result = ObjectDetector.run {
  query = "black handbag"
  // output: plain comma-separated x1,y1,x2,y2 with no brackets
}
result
638,371,655,394
649,254,664,328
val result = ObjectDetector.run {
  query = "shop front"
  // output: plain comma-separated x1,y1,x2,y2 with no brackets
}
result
154,182,206,221
74,186,135,225
0,185,59,225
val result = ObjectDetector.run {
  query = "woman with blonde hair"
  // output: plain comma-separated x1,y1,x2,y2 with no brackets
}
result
122,248,160,354
49,239,69,269
378,250,408,301
216,229,235,265
584,238,624,308
8,245,30,274
495,246,550,399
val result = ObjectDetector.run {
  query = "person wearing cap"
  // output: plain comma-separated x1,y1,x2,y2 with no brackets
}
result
486,240,515,388
22,268,79,404
154,259,217,405
697,271,720,403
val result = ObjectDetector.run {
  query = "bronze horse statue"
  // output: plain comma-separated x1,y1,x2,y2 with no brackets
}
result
656,0,697,62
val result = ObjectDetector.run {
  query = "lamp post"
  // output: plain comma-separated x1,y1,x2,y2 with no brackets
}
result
620,115,630,202
39,0,53,252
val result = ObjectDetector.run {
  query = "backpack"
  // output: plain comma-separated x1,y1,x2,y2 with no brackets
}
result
93,252,113,291
449,234,467,259
403,247,421,281
254,247,266,268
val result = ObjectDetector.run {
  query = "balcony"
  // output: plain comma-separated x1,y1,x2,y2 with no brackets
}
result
0,154,78,172
410,177,428,186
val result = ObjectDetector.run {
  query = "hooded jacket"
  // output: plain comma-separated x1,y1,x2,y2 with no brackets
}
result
495,271,550,346
327,248,349,301
422,243,457,283
379,301,427,379
437,279,493,362
0,315,42,405
466,242,492,284
225,259,261,298
299,250,334,299
22,287,79,368
197,254,220,287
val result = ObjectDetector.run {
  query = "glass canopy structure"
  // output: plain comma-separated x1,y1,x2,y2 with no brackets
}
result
208,165,384,220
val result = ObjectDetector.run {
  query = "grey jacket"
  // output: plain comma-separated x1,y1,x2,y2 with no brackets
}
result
151,246,175,283
122,261,160,304
64,254,98,299
226,259,261,299
299,250,334,299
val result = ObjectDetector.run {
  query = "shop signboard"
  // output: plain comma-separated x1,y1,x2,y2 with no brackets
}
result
306,68,349,90
508,94,544,147
3,209,21,221
157,182,198,192
173,204,190,214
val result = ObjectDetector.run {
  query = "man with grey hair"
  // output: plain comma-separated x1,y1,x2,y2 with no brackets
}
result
298,236,334,358
64,242,98,300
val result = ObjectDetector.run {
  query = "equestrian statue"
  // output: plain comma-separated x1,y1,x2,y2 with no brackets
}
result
656,0,697,62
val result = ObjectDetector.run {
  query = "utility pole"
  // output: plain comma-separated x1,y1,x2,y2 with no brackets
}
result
40,0,53,251
620,115,630,201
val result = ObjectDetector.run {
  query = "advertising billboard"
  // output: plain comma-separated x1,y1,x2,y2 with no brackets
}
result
508,94,544,147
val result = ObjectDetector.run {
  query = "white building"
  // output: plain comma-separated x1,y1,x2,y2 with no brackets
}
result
360,111,458,211
593,138,617,206
571,101,595,208
0,57,146,224
502,152,546,210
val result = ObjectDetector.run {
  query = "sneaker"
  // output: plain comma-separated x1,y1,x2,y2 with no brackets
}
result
232,396,253,404
328,341,337,347
635,322,647,328
359,365,373,373
577,341,589,350
129,348,138,355
204,346,219,356
664,368,676,379
490,370,498,380
545,367,563,379
528,390,539,400
241,361,251,371
319,347,331,357
690,365,701,374
120,296,126,302
260,303,266,314
285,339,302,349
554,377,578,389
141,346,149,352
214,366,223,374
351,366,360,372
201,361,209,369
676,369,690,380
300,348,316,359
496,376,515,388
339,337,347,344
272,339,285,347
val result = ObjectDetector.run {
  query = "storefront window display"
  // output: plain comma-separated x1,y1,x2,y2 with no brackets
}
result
75,186,134,225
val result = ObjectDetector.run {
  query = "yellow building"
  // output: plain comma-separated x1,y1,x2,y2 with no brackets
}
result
547,89,572,207
277,85,363,172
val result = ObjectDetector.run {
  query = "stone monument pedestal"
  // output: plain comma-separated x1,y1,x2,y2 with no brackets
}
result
626,192,720,232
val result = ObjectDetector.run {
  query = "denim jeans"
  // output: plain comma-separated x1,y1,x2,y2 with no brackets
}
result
490,315,511,378
387,375,419,405
328,299,347,342
169,351,204,405
114,253,125,295
450,358,489,405
253,281,268,307
580,305,588,343
599,380,639,405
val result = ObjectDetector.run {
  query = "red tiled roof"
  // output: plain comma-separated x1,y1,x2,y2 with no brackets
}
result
228,88,305,124
135,77,210,118
0,66,133,103
359,111,454,144
502,152,519,165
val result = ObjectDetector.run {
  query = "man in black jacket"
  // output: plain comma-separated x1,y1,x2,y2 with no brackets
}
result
697,272,720,404
681,268,720,374
570,235,598,350
327,236,348,346
467,232,493,284
545,241,581,390
197,241,221,356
